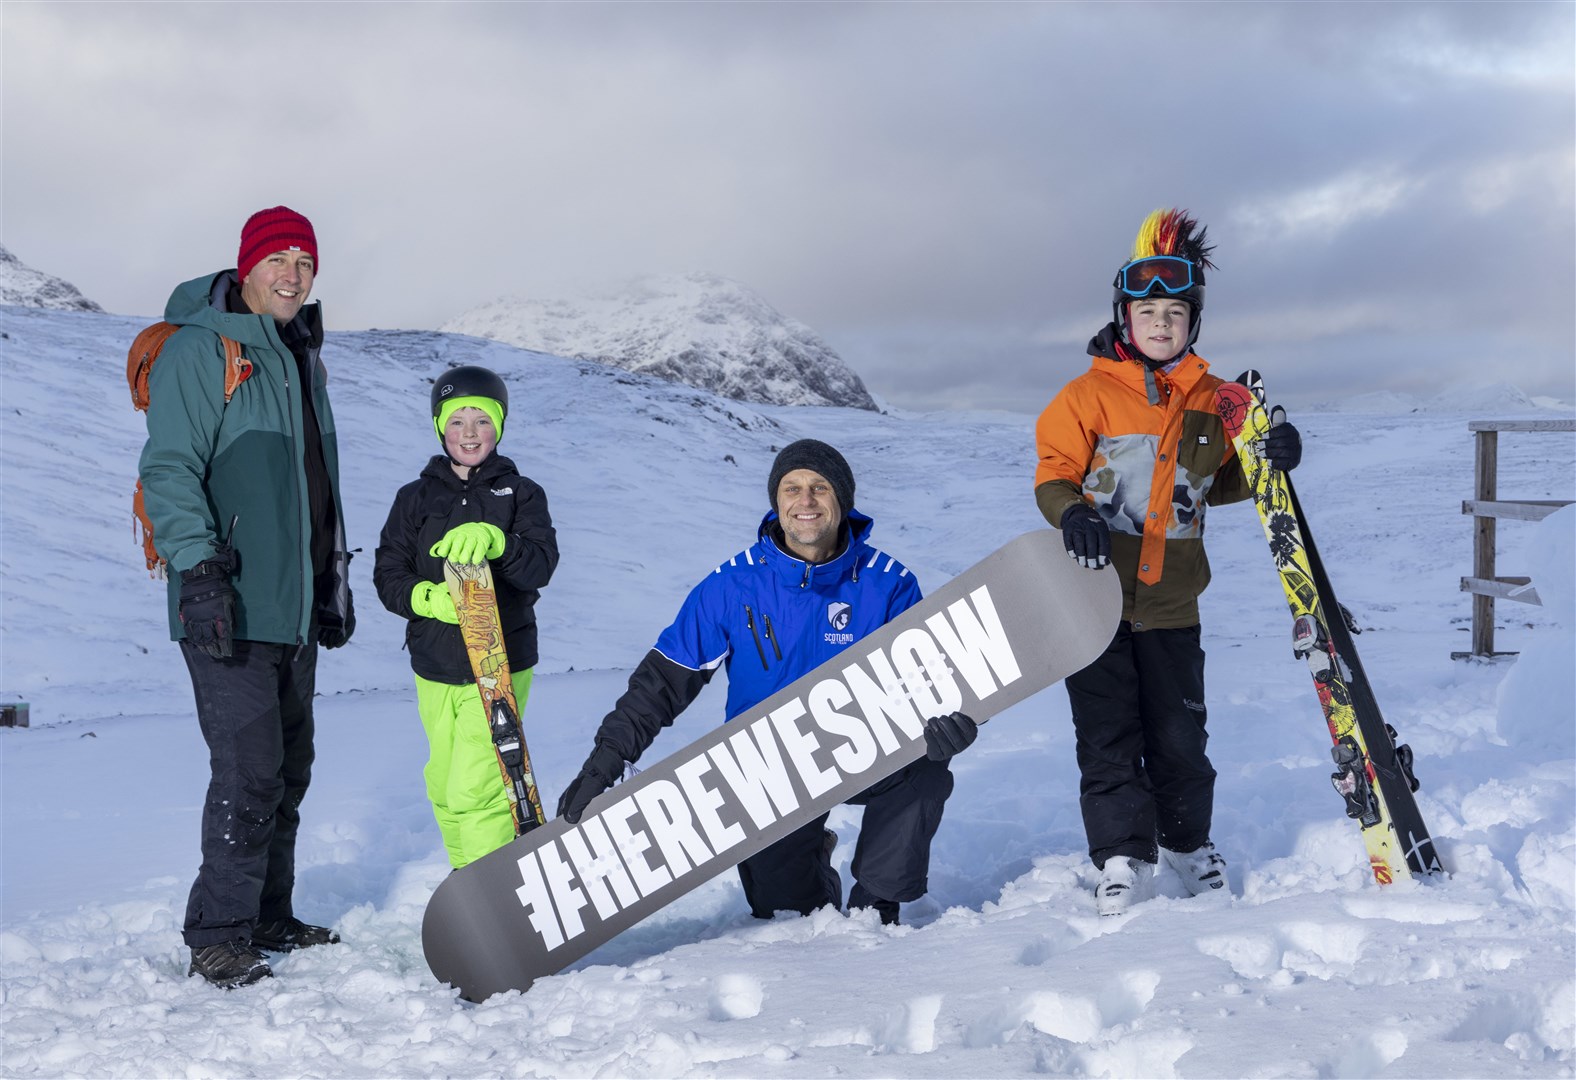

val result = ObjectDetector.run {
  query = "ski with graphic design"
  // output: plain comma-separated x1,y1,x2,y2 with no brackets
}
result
445,559,547,835
422,529,1123,1002
1216,371,1442,885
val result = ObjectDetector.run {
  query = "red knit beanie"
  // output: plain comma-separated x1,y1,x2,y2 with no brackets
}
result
237,206,318,283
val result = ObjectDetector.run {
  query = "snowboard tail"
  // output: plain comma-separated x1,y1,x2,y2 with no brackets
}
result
1216,371,1443,885
422,529,1123,1001
445,559,547,835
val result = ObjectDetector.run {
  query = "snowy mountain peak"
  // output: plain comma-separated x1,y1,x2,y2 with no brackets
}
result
441,272,877,411
0,244,102,312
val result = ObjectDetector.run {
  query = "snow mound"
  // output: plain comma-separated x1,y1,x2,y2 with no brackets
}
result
442,272,877,411
0,244,102,311
1524,504,1576,624
1496,505,1576,756
1318,390,1422,413
1318,383,1562,415
1422,381,1542,413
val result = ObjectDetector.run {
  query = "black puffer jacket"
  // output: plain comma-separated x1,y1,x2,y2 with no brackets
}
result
374,453,558,684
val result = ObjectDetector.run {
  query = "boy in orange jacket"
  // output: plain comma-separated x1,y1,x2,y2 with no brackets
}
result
1034,208,1303,915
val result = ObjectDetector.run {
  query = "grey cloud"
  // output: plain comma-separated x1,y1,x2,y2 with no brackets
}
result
6,1,1570,413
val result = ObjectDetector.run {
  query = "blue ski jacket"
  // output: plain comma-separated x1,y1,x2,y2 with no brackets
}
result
587,509,922,764
661,508,922,720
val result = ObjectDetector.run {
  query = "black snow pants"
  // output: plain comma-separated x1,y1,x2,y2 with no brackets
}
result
180,640,317,947
1064,622,1214,869
735,755,954,919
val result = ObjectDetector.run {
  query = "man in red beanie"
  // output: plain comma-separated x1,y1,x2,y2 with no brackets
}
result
138,206,354,988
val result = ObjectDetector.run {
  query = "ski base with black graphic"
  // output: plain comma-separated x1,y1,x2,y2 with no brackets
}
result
1216,370,1443,887
422,528,1122,1001
445,559,547,836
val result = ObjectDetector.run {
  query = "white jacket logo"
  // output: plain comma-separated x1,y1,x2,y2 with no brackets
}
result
828,602,851,631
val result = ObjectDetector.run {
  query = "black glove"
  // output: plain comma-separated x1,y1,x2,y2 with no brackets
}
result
1262,408,1302,472
318,589,355,650
179,551,236,660
556,744,626,824
1059,503,1110,570
923,712,978,761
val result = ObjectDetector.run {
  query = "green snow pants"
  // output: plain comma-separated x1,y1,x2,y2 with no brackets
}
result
414,669,534,869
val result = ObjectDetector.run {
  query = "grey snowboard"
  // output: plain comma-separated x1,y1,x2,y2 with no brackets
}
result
422,528,1121,1000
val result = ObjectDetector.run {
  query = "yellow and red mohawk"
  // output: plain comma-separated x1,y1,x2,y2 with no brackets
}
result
1131,208,1216,270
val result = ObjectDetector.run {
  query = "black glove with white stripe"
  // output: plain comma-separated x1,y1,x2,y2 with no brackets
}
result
1263,407,1303,472
1059,503,1110,570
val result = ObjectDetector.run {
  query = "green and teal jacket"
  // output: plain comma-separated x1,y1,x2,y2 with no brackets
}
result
138,270,350,645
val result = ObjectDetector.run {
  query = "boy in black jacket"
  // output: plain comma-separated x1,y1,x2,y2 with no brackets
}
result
374,365,558,868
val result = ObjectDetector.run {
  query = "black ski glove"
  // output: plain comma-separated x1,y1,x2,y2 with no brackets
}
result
318,589,355,650
923,712,979,761
179,551,237,660
1262,407,1303,473
1059,503,1110,570
557,744,626,824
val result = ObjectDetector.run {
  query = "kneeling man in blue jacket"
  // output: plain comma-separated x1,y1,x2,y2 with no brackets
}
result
557,439,978,924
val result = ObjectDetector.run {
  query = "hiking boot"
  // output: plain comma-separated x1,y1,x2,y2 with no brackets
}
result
188,941,272,989
1162,842,1228,896
252,917,340,952
848,882,901,926
1095,856,1155,917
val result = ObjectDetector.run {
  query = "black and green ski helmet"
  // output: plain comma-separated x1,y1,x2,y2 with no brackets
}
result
431,365,508,444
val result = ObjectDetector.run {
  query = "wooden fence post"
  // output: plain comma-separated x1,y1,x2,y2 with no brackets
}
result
1456,418,1574,660
1471,429,1497,657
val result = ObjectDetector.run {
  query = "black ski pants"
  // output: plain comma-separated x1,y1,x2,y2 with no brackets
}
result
1064,622,1214,869
736,756,954,919
180,640,317,947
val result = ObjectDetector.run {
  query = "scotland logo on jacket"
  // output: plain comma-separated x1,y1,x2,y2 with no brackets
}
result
824,599,856,646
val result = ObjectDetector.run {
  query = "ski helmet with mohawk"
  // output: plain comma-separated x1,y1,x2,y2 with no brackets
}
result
1112,208,1216,361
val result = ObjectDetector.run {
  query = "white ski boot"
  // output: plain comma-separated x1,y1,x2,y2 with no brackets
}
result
1095,856,1156,916
1161,841,1228,896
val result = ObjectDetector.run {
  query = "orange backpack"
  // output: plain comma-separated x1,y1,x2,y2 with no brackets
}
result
128,323,251,576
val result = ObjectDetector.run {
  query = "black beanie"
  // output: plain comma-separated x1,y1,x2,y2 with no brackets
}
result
768,439,856,513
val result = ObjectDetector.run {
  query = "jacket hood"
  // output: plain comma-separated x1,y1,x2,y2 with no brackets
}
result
1086,321,1210,404
1087,321,1126,362
418,451,521,488
754,507,875,588
164,270,323,348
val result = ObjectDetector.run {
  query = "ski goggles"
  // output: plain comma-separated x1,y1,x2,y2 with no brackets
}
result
1114,256,1197,298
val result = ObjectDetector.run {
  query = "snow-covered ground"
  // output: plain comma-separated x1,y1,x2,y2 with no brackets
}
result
1,304,1573,1078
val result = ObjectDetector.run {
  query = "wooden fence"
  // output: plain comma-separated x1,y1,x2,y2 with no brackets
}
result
1454,418,1575,659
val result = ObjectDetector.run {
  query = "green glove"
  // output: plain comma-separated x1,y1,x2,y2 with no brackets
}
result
429,522,506,565
410,580,459,624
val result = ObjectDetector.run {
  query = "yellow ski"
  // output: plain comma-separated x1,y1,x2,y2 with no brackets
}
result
445,559,546,834
1218,372,1441,885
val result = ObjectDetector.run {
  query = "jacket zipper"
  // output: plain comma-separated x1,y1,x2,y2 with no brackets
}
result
278,344,308,646
762,613,782,661
744,605,769,670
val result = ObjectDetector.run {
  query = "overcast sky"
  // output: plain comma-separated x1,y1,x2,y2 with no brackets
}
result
5,1,1572,412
